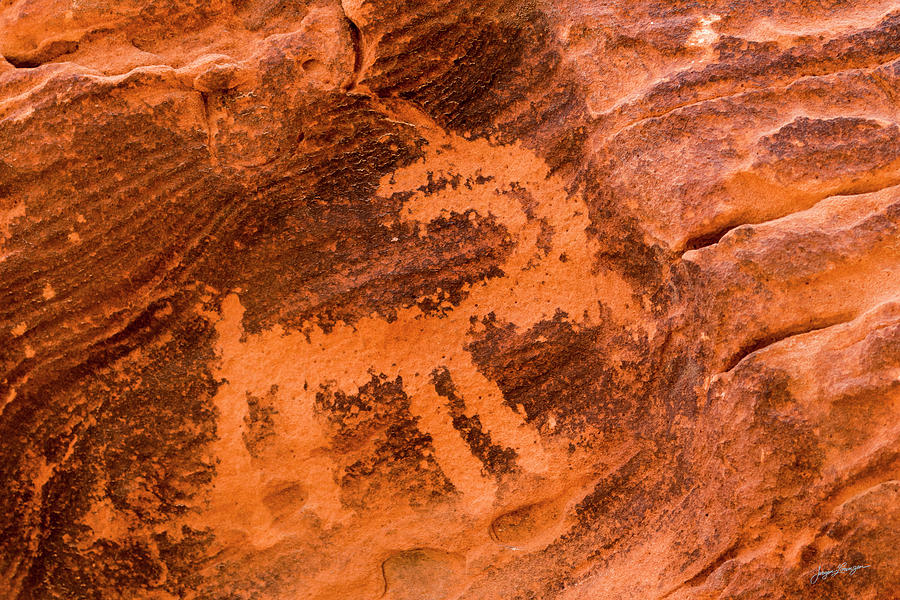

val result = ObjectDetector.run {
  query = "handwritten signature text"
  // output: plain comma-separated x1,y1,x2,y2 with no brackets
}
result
809,562,871,585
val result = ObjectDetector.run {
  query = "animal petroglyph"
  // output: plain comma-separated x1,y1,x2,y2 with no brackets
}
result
202,125,643,541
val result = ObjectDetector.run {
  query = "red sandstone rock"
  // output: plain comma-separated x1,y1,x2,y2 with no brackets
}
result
1,1,898,599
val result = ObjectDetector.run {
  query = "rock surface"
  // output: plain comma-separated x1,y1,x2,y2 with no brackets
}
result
1,1,899,599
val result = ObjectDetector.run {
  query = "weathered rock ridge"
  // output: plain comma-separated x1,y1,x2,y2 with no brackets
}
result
1,1,898,598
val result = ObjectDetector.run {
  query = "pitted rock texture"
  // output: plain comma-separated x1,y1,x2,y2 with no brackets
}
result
1,1,899,599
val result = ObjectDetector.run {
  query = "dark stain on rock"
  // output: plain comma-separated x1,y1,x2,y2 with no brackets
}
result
187,95,515,335
316,374,457,510
431,366,519,478
711,366,825,527
243,385,279,459
9,292,220,599
465,311,654,440
579,165,673,310
362,4,568,142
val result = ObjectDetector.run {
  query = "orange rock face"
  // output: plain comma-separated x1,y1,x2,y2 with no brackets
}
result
1,1,899,599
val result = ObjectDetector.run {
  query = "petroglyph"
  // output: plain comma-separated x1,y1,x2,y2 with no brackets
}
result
203,128,644,533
